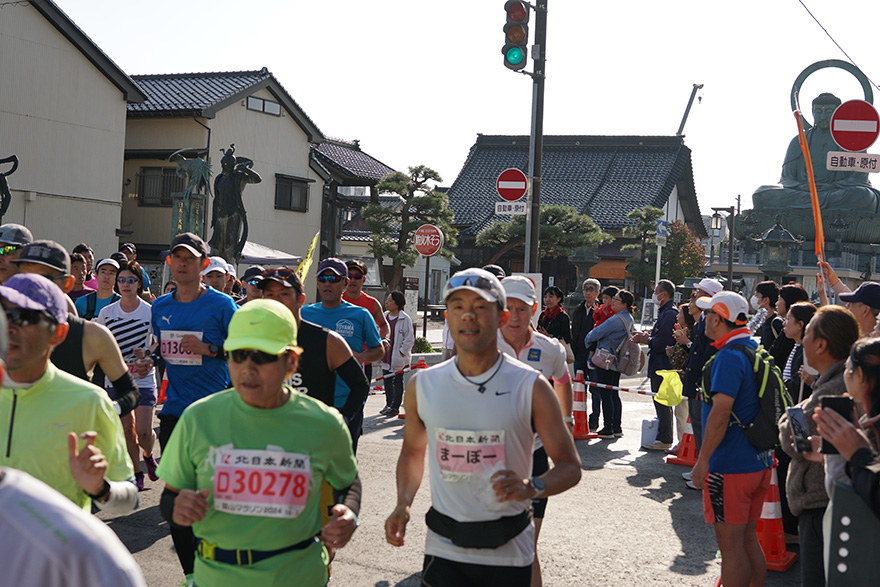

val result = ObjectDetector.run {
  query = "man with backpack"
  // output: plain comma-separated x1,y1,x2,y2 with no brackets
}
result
692,291,775,587
632,279,678,451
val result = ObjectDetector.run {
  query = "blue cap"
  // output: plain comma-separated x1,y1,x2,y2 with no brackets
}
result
839,282,880,309
0,273,68,324
316,257,347,277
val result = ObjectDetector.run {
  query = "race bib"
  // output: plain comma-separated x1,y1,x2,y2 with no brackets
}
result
435,428,506,482
160,330,203,366
213,448,311,519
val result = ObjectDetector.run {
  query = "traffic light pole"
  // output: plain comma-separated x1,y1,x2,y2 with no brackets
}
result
524,0,547,273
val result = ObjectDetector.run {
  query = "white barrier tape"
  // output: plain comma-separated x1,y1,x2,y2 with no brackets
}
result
761,501,782,520
586,381,656,396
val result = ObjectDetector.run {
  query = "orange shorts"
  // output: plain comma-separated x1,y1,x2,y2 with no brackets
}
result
702,469,771,525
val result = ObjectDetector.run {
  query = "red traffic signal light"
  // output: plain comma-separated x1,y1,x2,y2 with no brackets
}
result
502,0,529,71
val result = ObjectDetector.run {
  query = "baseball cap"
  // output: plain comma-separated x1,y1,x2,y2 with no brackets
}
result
443,268,506,308
316,258,347,277
170,232,208,258
839,282,880,309
109,252,127,265
202,256,229,276
96,258,120,271
0,273,69,324
242,266,265,282
120,243,136,254
502,275,537,306
13,240,70,275
226,263,237,278
257,267,303,293
224,299,300,355
0,224,33,246
696,291,749,326
695,278,724,297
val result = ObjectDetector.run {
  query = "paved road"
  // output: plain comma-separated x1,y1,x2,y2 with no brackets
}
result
99,373,802,586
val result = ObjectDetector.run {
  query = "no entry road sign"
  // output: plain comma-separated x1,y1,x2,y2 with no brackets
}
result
496,168,529,201
831,100,880,152
413,224,444,256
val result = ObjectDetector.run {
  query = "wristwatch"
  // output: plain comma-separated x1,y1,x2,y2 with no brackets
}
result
530,476,546,499
208,343,220,357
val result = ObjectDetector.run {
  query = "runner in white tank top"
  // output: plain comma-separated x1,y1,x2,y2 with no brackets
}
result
498,275,573,586
385,268,582,587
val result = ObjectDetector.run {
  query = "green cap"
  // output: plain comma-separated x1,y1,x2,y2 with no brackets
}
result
224,299,298,355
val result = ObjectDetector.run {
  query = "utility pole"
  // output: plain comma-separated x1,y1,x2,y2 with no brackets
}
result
523,0,547,273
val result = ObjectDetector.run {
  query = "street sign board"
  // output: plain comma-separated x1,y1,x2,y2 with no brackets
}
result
656,234,667,247
831,100,880,152
495,201,527,215
496,168,529,201
827,151,880,173
656,219,668,236
413,224,444,256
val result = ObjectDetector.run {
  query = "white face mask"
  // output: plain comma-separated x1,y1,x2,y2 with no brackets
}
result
750,295,760,310
651,294,660,305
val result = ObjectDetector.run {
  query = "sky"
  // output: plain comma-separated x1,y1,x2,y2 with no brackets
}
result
53,0,880,215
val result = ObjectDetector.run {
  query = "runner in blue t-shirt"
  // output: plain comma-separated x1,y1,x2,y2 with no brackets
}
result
135,233,237,583
300,258,384,453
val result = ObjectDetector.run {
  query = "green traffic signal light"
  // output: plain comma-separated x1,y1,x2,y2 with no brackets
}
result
502,0,529,71
505,46,525,67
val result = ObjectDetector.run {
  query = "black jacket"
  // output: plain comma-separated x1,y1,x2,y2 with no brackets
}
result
571,301,598,359
682,314,716,399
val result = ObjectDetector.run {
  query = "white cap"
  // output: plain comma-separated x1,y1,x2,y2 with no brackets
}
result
695,278,723,297
696,291,749,326
443,268,506,308
226,263,236,278
202,256,229,276
501,275,537,306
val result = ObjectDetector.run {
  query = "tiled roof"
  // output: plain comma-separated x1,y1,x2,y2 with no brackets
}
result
127,68,324,141
312,139,396,184
447,134,700,235
128,69,271,116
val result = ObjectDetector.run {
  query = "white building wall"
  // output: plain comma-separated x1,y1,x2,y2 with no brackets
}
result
0,3,128,254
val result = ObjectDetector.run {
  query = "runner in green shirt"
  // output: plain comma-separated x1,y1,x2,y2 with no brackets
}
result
157,299,361,587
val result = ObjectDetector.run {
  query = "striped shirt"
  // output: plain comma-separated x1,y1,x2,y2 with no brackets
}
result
96,299,157,389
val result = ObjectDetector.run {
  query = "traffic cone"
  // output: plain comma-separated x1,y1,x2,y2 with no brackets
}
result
157,372,167,404
573,371,597,439
370,384,384,396
756,458,796,571
398,359,428,419
665,417,697,466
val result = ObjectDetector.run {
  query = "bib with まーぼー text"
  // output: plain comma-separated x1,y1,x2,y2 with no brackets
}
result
212,448,312,519
435,428,506,482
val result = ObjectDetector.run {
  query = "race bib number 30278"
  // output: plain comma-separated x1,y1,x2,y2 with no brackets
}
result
213,448,311,519
160,330,203,366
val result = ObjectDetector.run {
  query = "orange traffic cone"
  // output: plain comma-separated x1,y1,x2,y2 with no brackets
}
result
398,359,428,419
665,417,697,466
573,371,597,440
756,458,796,571
157,372,168,404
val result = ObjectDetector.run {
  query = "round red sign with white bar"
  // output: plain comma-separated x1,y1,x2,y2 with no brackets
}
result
496,168,529,201
831,99,880,152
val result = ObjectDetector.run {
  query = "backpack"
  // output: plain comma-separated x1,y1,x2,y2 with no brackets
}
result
700,343,792,451
615,314,645,377
81,292,121,321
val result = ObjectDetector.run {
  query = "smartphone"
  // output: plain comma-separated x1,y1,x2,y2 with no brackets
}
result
786,406,812,453
820,395,855,455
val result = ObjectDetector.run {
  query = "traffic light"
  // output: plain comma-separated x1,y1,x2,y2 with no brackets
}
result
502,0,529,71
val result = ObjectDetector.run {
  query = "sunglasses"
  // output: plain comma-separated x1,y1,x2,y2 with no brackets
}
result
317,274,345,284
229,349,283,365
347,273,365,280
5,306,56,327
0,245,20,257
444,274,497,295
245,278,261,286
117,276,139,284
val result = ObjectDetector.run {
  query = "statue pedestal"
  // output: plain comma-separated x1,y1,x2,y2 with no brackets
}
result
171,192,206,240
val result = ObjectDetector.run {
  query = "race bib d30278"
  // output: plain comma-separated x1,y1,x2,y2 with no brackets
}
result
212,448,312,519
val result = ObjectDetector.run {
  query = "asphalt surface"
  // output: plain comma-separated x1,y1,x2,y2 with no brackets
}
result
98,372,803,586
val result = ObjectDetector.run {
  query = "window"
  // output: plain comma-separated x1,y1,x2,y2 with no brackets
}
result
246,95,281,116
139,167,184,206
275,175,310,212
